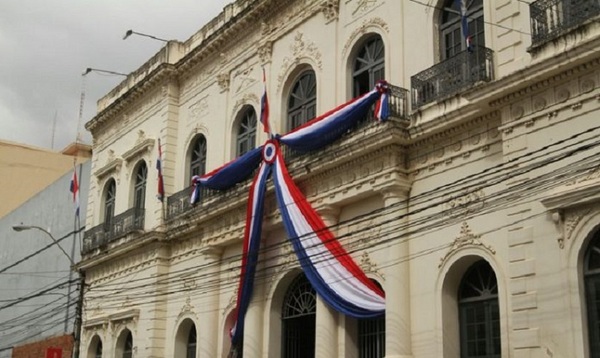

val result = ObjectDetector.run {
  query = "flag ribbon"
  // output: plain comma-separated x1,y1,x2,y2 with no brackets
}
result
198,82,390,348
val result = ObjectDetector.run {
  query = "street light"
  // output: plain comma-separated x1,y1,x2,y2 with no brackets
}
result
123,29,169,42
12,225,75,266
82,67,128,77
12,225,84,358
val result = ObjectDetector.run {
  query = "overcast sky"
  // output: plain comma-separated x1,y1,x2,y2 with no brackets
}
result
0,0,230,151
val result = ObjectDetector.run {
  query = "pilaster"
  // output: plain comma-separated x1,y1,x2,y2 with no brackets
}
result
198,247,223,357
315,205,341,357
376,184,412,358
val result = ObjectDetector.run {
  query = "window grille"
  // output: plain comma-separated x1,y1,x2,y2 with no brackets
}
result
187,325,197,358
353,36,385,97
237,108,257,157
440,0,484,60
287,71,316,131
190,136,207,178
585,234,600,357
103,179,116,229
95,339,102,358
282,273,316,358
358,281,385,358
123,331,133,358
459,260,501,358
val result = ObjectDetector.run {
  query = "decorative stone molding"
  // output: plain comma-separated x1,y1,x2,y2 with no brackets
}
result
217,73,231,92
177,296,196,323
360,251,384,278
277,32,322,92
438,222,495,268
320,0,340,22
541,169,600,248
551,208,593,249
189,96,209,122
122,133,155,165
94,150,122,182
342,17,389,58
233,66,257,95
443,189,486,215
230,93,260,121
258,41,273,64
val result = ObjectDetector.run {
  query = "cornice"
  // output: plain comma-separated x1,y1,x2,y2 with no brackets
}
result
408,111,499,149
86,64,176,134
478,37,600,108
122,137,155,164
94,157,123,181
78,230,165,272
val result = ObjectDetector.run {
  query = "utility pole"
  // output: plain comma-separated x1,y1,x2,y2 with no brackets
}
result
72,270,85,358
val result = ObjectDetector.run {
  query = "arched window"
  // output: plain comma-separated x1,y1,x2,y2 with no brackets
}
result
440,0,484,59
459,260,500,358
87,335,102,358
585,233,600,357
187,325,197,358
123,331,133,358
95,341,103,358
287,70,316,131
358,281,385,358
236,107,257,157
353,35,385,97
134,162,147,210
190,135,207,178
103,179,116,228
282,273,316,358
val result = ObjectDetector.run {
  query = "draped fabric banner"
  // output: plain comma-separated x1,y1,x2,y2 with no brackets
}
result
272,143,385,316
196,82,391,348
230,160,271,345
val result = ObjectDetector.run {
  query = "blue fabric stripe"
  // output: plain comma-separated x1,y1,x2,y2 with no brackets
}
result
202,146,264,190
279,91,379,152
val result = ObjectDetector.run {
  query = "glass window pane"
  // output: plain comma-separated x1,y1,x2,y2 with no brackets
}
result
459,261,501,358
287,71,316,131
282,274,316,358
353,36,385,97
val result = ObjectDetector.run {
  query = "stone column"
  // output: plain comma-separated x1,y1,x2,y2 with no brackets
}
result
198,247,223,357
315,205,340,357
378,185,412,358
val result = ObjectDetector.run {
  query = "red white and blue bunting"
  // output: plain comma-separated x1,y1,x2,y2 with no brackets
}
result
191,81,390,347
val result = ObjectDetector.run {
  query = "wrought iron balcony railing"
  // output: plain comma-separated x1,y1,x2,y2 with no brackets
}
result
82,207,145,254
530,0,600,48
411,46,494,109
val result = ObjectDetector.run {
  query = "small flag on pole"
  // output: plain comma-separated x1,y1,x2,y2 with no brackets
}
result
157,138,165,202
70,167,80,217
456,0,473,52
260,68,270,135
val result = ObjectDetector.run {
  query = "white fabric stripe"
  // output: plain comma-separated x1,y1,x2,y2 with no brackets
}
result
247,163,267,246
275,158,385,310
282,90,377,141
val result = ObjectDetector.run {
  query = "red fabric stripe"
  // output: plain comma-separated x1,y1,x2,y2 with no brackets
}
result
275,152,384,298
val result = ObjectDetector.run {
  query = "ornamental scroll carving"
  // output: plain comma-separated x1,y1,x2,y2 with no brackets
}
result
277,32,323,92
320,0,340,22
439,222,495,268
552,208,592,249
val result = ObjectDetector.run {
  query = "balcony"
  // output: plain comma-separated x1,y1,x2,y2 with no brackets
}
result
166,84,410,221
530,0,600,49
82,207,145,254
411,46,494,109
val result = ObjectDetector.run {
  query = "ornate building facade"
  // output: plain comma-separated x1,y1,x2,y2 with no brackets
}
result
79,0,600,357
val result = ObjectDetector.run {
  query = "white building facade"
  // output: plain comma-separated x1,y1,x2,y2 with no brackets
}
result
79,0,600,357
